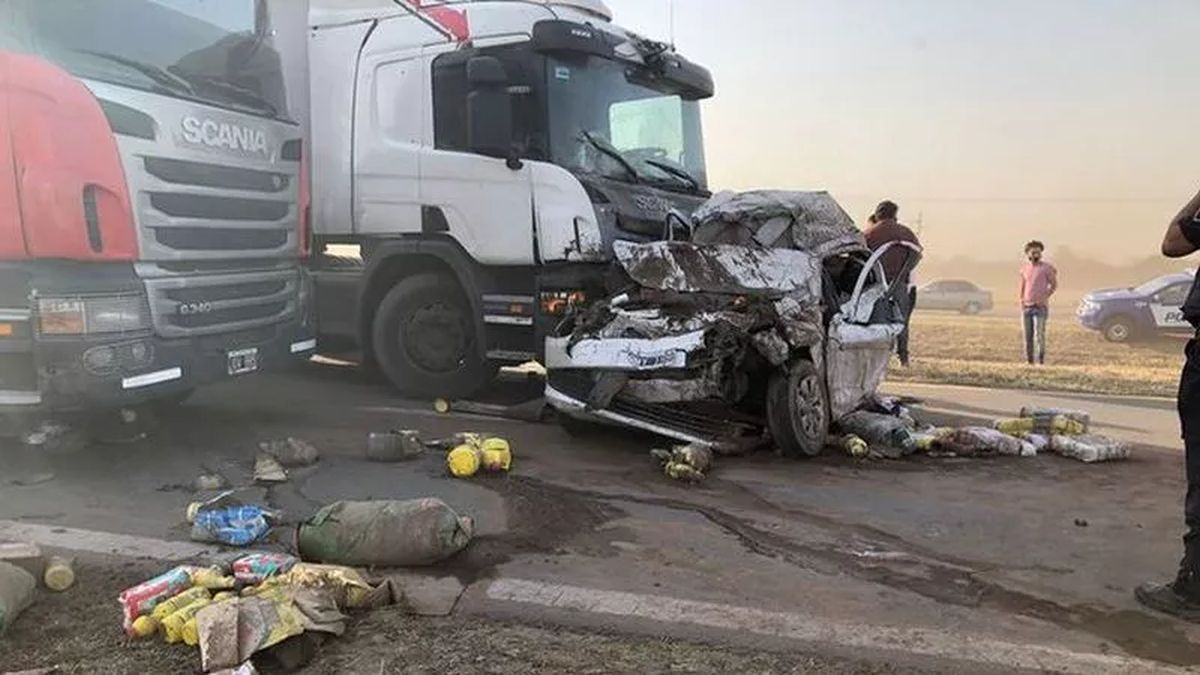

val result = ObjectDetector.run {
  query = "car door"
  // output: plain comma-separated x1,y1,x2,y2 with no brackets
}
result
1148,283,1192,332
826,241,922,419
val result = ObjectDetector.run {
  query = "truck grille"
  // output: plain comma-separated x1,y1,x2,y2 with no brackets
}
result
143,268,299,339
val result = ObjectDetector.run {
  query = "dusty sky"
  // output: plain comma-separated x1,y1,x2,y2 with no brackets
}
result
605,0,1200,264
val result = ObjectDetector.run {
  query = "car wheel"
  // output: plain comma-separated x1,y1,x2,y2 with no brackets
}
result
766,360,829,458
372,273,498,398
1101,316,1135,343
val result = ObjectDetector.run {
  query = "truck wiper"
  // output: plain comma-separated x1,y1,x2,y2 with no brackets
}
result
644,159,702,193
172,71,278,118
74,50,194,96
579,130,640,184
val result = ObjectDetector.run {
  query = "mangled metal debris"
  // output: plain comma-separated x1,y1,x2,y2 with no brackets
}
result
546,190,922,457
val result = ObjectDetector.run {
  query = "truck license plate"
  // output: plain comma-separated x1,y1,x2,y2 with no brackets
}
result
227,347,259,376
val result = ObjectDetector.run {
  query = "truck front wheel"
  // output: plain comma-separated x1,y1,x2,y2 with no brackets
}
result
372,273,496,398
766,360,829,458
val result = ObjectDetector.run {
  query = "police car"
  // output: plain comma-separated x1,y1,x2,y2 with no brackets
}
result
1077,270,1196,342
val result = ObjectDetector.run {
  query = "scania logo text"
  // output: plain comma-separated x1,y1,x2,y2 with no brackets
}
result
178,301,214,316
633,194,672,215
181,116,268,156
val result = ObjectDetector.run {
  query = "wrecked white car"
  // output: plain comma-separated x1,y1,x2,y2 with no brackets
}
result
544,190,921,456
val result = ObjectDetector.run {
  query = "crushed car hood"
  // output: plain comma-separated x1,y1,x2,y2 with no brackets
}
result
614,240,822,299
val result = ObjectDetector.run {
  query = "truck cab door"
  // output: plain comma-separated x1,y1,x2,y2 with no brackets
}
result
825,241,923,419
418,48,535,266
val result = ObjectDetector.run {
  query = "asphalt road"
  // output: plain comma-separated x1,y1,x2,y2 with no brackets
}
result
1,363,1197,673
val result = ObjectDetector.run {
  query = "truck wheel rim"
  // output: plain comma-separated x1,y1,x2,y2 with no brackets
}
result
796,374,824,438
405,302,469,372
1109,324,1128,341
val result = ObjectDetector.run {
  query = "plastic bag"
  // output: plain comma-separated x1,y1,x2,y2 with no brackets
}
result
995,415,1085,436
0,561,35,635
118,565,197,636
1020,406,1090,430
1050,434,1131,463
232,553,298,584
941,427,1031,457
839,411,917,456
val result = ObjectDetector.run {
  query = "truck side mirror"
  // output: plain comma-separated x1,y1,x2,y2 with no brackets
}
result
466,56,517,166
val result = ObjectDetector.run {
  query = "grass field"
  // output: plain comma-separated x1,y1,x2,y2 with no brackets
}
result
888,311,1188,398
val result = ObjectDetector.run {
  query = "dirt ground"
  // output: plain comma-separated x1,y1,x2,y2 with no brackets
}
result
888,312,1185,397
0,560,927,675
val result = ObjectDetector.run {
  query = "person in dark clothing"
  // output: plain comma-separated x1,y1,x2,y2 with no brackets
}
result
1136,186,1200,620
864,200,921,366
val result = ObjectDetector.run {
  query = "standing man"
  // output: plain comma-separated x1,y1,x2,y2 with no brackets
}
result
1137,188,1200,620
1018,241,1057,365
864,201,921,366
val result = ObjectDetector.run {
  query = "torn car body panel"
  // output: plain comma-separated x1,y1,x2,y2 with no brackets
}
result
546,190,922,453
614,240,822,299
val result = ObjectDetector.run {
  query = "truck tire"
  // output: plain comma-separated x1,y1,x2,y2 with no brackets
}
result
1102,316,1135,343
372,273,497,398
766,360,829,458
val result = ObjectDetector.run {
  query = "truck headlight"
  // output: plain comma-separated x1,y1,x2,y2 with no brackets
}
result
37,294,151,335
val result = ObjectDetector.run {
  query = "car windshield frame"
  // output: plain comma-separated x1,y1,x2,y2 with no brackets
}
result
2,0,291,122
545,54,708,192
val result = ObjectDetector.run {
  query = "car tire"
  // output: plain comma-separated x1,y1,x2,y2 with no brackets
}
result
962,301,982,315
1101,316,1136,343
372,273,497,398
766,360,829,458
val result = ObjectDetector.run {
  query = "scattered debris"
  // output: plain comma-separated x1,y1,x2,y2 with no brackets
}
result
834,434,869,459
366,430,425,462
120,565,196,636
232,553,298,585
434,397,548,423
296,499,474,567
1050,434,1131,463
1020,406,1091,430
259,437,320,467
650,443,713,482
445,434,513,478
253,453,288,484
940,427,1033,457
839,411,917,458
1075,518,1089,528
189,504,276,547
995,415,1086,436
0,542,44,581
193,474,229,492
42,555,74,592
447,443,481,478
0,561,35,634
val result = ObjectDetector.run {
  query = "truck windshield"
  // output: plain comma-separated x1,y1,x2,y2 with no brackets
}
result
547,55,707,192
3,0,288,121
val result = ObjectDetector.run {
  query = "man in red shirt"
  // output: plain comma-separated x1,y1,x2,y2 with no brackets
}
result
1018,241,1058,365
864,201,921,366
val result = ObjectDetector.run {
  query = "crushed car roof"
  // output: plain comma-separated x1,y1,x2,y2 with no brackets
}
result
691,190,866,258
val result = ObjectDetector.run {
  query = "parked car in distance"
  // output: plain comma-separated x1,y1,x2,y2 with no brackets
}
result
916,280,994,314
1077,270,1196,343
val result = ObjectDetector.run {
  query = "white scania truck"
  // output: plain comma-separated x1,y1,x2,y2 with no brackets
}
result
307,0,714,397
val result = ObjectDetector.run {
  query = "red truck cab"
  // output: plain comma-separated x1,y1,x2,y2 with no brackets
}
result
0,0,314,412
